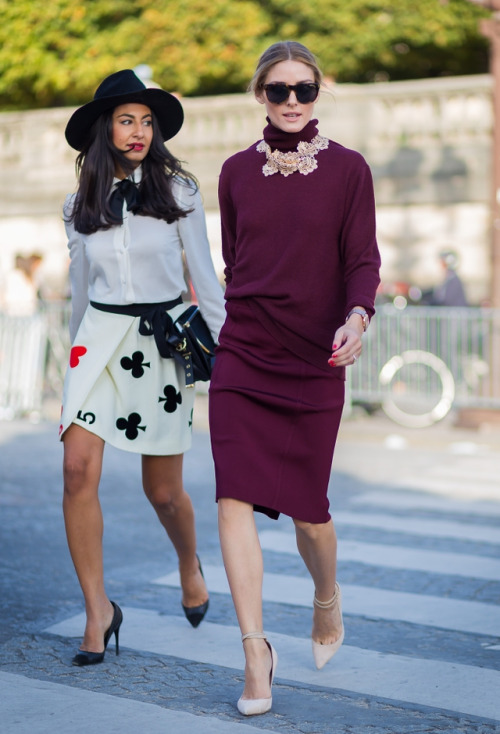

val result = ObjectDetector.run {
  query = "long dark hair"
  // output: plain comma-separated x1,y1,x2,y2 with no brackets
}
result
68,109,197,234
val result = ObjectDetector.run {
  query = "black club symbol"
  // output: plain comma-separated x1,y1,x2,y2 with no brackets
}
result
116,412,146,440
158,385,182,413
120,351,150,378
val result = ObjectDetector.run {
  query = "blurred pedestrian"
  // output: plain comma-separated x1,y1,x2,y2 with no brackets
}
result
426,250,468,307
1,253,42,316
209,41,380,715
60,69,225,666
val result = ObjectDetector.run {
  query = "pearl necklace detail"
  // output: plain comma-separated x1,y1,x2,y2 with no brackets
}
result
256,134,329,177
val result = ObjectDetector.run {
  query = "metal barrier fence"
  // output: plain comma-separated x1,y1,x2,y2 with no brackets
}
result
349,304,500,426
0,312,47,420
1,302,499,425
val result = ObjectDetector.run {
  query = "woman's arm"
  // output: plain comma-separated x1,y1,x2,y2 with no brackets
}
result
340,157,381,318
64,195,90,343
218,160,237,287
176,183,226,342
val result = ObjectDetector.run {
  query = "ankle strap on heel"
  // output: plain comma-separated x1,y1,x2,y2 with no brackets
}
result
241,631,267,642
313,581,340,609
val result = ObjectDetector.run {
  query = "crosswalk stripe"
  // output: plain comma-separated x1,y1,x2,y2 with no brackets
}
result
333,511,500,544
153,566,500,636
350,490,500,518
258,530,500,581
45,611,500,722
334,444,499,502
392,477,499,501
0,671,274,734
425,465,499,483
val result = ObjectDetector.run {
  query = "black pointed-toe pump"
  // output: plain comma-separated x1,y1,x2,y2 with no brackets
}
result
182,556,209,628
72,601,123,667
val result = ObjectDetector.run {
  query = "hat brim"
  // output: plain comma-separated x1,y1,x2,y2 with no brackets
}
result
65,88,184,151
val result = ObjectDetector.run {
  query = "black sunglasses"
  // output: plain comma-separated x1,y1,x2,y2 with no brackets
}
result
263,82,320,105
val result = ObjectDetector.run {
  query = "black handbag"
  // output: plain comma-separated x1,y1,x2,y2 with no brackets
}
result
90,299,215,387
174,305,216,385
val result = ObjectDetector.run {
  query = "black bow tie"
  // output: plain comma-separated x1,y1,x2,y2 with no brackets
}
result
109,178,141,221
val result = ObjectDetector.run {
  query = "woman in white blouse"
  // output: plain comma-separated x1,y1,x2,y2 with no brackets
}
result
61,69,225,666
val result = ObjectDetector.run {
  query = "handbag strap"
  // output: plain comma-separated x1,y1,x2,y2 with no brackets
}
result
90,299,195,387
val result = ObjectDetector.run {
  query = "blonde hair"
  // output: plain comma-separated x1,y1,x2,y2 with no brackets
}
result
248,41,323,94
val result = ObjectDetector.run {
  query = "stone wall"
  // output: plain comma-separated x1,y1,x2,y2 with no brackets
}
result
0,74,493,304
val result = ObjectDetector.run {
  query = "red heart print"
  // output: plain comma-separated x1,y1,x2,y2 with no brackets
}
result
70,345,87,368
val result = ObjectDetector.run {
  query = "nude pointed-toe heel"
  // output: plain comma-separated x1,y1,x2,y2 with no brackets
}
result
237,632,278,716
312,582,345,670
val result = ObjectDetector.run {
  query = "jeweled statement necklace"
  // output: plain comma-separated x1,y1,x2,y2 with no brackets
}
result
257,134,329,177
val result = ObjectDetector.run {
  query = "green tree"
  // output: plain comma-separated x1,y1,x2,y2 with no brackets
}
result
109,0,270,95
0,0,490,110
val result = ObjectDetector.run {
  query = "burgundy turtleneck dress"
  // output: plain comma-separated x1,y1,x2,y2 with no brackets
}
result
209,119,381,523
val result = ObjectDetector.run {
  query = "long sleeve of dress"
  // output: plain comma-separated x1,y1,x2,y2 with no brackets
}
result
339,158,380,318
217,165,237,287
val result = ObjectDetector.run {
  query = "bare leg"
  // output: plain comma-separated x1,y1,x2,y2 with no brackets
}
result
218,498,273,701
293,518,343,644
142,453,207,607
62,424,114,652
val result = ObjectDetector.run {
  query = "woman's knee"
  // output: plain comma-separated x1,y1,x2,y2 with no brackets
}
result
63,452,98,497
294,517,334,542
62,425,103,497
142,455,184,513
218,497,253,526
145,482,184,516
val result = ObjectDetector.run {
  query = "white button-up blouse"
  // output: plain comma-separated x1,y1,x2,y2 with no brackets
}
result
63,172,226,344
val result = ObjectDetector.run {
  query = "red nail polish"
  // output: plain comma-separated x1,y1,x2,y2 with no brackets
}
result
328,358,336,366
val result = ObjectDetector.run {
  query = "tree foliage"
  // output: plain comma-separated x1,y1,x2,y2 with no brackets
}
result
258,0,489,83
0,0,490,109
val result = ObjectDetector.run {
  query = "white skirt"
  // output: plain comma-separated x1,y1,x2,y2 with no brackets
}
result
59,302,195,455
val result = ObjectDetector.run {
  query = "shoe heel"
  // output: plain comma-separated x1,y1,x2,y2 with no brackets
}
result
103,601,123,656
237,632,277,716
114,626,120,656
72,600,123,667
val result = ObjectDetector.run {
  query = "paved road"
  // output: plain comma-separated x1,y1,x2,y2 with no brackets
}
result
1,400,499,733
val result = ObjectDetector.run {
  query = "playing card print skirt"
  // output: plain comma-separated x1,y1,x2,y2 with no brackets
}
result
59,301,195,455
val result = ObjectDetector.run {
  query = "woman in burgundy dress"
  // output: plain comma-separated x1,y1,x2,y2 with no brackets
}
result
209,41,381,716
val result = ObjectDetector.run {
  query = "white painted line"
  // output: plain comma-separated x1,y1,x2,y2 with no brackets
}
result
394,477,500,502
258,530,500,581
350,490,500,518
333,511,500,545
448,442,492,456
45,611,500,722
431,465,499,482
154,566,500,636
0,670,274,734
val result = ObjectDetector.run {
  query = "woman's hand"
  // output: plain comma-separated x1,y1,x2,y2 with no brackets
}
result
328,323,363,368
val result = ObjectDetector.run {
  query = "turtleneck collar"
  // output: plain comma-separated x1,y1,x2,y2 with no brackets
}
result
263,118,319,152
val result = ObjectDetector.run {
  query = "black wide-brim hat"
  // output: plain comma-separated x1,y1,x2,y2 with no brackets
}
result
65,69,184,151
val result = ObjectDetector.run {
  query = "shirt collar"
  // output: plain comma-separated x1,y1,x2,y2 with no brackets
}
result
112,164,143,186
